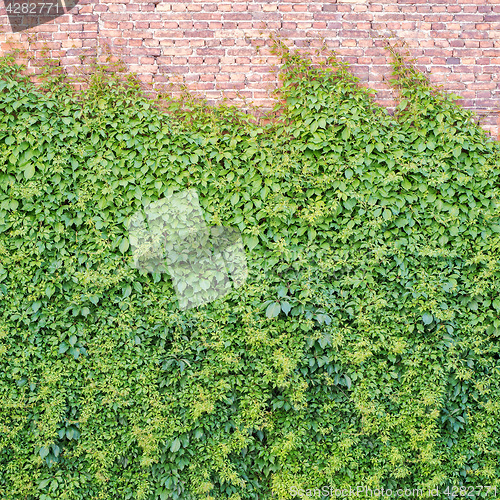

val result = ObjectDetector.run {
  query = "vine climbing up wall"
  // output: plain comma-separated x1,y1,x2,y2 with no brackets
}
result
0,0,499,137
0,38,499,499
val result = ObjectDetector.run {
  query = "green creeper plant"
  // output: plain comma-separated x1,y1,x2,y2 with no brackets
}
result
0,37,499,500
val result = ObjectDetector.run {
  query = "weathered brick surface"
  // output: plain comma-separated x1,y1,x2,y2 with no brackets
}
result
0,0,498,137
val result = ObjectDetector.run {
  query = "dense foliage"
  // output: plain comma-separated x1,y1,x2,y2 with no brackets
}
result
1,39,500,499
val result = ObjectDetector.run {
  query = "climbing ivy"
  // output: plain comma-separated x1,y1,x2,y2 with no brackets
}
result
0,38,499,499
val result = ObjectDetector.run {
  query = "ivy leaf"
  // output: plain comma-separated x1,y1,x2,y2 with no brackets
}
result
422,313,433,325
266,302,281,319
45,284,55,298
281,301,291,316
230,192,239,206
246,235,258,251
89,295,99,305
39,478,51,489
24,164,35,179
318,334,331,348
170,438,181,453
119,238,130,254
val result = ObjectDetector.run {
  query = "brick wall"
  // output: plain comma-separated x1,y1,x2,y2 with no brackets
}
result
0,0,499,138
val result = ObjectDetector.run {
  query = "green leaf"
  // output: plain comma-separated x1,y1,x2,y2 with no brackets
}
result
230,192,240,206
422,313,433,325
246,235,258,251
24,164,35,179
344,198,356,210
281,301,291,315
266,302,281,319
39,478,51,489
45,284,55,298
402,179,412,190
170,438,181,453
119,238,129,254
